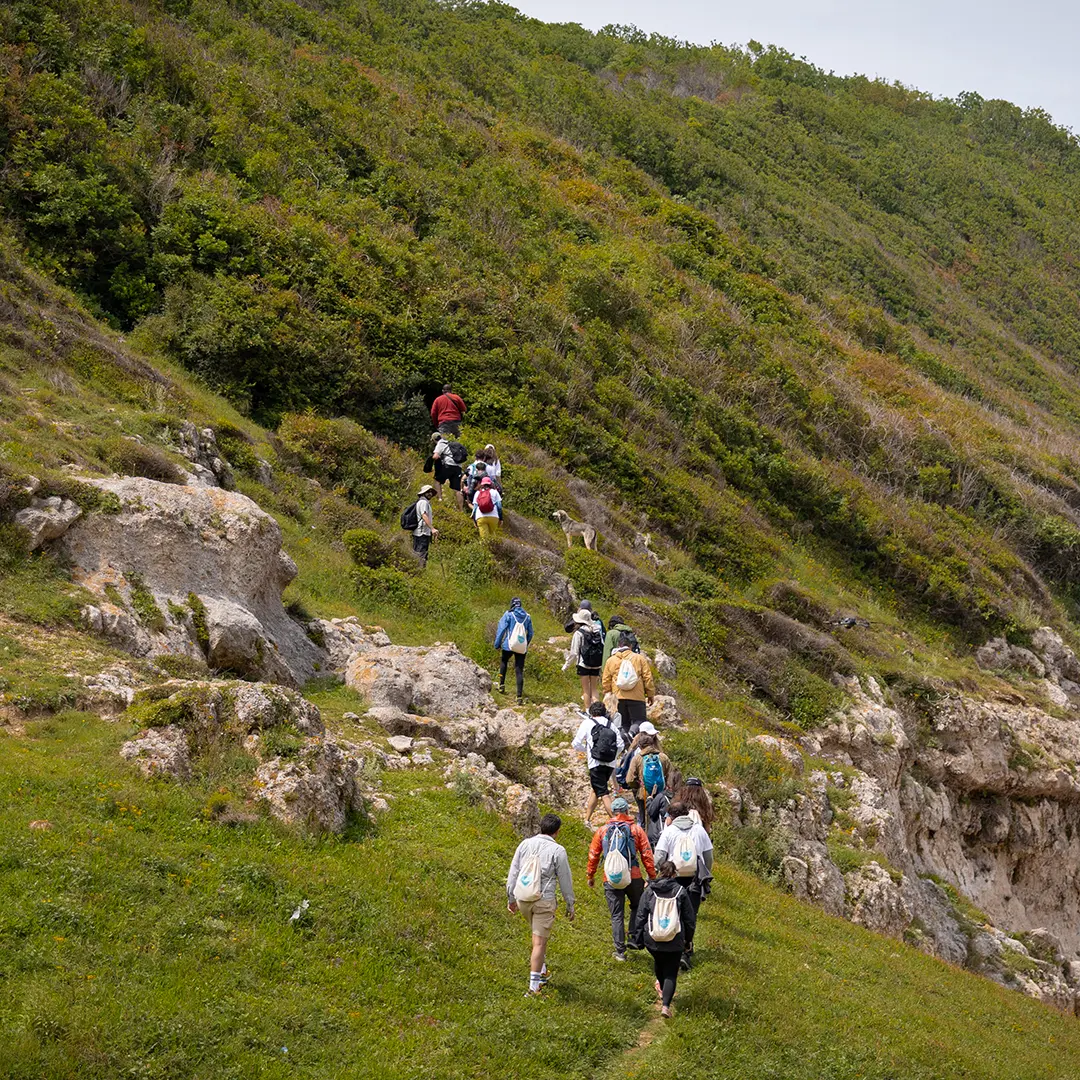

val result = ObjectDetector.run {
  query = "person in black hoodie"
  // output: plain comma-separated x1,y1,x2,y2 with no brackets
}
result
634,859,697,1018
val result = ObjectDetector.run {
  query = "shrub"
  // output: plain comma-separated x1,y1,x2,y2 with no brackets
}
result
782,662,844,730
99,436,185,484
564,546,617,603
351,565,414,606
670,566,720,599
499,464,570,521
451,543,497,588
278,414,410,522
342,528,394,570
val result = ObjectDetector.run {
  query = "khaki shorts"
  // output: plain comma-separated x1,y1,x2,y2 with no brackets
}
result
518,897,557,939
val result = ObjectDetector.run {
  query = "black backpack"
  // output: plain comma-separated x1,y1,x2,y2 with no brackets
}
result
615,625,640,653
580,627,604,668
400,501,420,531
591,720,618,763
447,440,468,465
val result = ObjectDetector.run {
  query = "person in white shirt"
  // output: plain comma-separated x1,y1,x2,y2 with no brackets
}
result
470,476,503,540
412,484,438,567
506,813,575,996
562,608,605,709
571,701,625,825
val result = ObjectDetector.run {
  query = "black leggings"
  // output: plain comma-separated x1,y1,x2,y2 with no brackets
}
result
650,949,682,1007
499,650,525,696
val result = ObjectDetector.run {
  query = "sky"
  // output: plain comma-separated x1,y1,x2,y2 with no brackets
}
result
509,0,1080,133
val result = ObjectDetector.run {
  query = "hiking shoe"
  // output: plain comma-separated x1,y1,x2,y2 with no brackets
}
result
679,954,691,972
626,942,644,951
496,684,505,694
612,951,626,962
516,697,524,705
660,1005,672,1019
538,971,551,985
524,987,544,998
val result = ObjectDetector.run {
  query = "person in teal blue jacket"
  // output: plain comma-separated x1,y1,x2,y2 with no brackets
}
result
495,598,534,703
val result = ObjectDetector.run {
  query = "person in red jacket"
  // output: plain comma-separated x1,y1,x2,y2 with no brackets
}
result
430,383,467,435
587,796,656,961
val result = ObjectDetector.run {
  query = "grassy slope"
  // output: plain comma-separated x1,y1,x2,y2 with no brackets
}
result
3,710,1080,1080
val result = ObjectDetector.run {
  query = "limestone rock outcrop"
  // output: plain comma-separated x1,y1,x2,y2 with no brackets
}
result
120,725,191,780
345,642,493,717
57,476,323,687
254,741,361,833
14,496,82,550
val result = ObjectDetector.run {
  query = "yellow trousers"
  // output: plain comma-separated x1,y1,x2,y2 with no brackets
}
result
476,516,501,541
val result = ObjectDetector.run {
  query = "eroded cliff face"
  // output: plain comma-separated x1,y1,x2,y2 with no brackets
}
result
782,631,1080,1010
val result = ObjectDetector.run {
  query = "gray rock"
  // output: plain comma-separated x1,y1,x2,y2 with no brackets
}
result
388,735,414,754
120,725,191,780
173,421,234,489
254,740,361,833
14,496,82,550
844,862,912,938
346,643,493,717
653,648,677,679
57,477,324,687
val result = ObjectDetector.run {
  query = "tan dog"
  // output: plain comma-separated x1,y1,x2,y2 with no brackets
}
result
552,509,597,550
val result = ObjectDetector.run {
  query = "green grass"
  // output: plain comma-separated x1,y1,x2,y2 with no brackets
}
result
4,712,1080,1079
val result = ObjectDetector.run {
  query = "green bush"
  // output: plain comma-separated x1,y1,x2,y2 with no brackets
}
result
670,566,720,599
98,436,185,484
783,663,844,730
342,528,394,570
564,546,617,603
351,565,415,607
499,465,570,521
278,414,410,522
451,543,497,588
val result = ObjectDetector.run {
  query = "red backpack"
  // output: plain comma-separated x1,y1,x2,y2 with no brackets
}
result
476,487,494,513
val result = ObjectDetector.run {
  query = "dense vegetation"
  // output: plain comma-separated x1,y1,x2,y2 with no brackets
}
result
4,0,1080,648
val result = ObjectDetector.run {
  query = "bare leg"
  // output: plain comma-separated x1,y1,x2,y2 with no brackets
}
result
455,488,464,511
579,675,590,710
530,934,547,976
601,792,613,816
585,675,599,705
584,791,598,822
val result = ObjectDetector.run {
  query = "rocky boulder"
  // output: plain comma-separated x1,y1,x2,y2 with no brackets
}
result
345,642,493,716
14,496,82,550
254,741,361,833
56,476,323,687
310,617,391,671
172,421,234,489
120,725,190,780
444,752,540,835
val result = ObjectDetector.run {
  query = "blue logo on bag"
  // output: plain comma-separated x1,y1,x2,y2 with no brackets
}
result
659,916,671,929
680,850,692,862
521,872,532,885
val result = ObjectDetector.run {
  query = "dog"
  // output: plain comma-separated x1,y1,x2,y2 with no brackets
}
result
552,509,598,551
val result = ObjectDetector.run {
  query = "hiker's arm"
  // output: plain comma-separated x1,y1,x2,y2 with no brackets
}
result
586,830,602,883
556,848,575,915
506,846,522,905
601,660,613,693
682,890,697,939
525,615,533,642
570,719,588,754
643,659,656,701
701,840,714,873
562,632,579,672
636,826,656,879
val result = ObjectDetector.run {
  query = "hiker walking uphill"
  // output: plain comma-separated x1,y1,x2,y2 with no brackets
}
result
571,701,625,826
470,477,503,540
431,431,468,510
430,383,466,436
634,861,697,1019
625,731,674,828
654,800,714,970
603,632,655,737
402,485,438,568
494,598,533,704
602,614,637,668
587,796,655,961
563,608,605,709
507,813,575,997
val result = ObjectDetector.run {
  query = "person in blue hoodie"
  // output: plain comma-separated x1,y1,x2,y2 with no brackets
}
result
494,598,534,703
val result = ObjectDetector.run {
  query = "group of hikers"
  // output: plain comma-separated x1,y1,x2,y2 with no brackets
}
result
503,598,714,1018
405,384,505,565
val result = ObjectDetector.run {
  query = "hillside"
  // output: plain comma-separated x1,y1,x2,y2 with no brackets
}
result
5,0,1080,1076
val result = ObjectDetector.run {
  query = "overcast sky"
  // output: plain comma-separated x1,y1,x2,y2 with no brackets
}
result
510,0,1080,133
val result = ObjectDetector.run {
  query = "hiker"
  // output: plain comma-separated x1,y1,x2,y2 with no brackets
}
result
564,599,605,636
430,382,467,436
484,444,502,485
602,631,655,737
571,701,625,825
471,476,503,540
494,597,533,703
634,860,696,1019
602,614,638,667
653,800,714,969
587,796,656,961
644,785,674,849
408,484,438,568
674,777,715,833
431,431,467,510
506,812,575,997
625,731,673,828
562,608,605,709
464,456,489,508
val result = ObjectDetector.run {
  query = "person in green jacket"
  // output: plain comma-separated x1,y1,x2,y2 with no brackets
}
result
602,615,637,668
